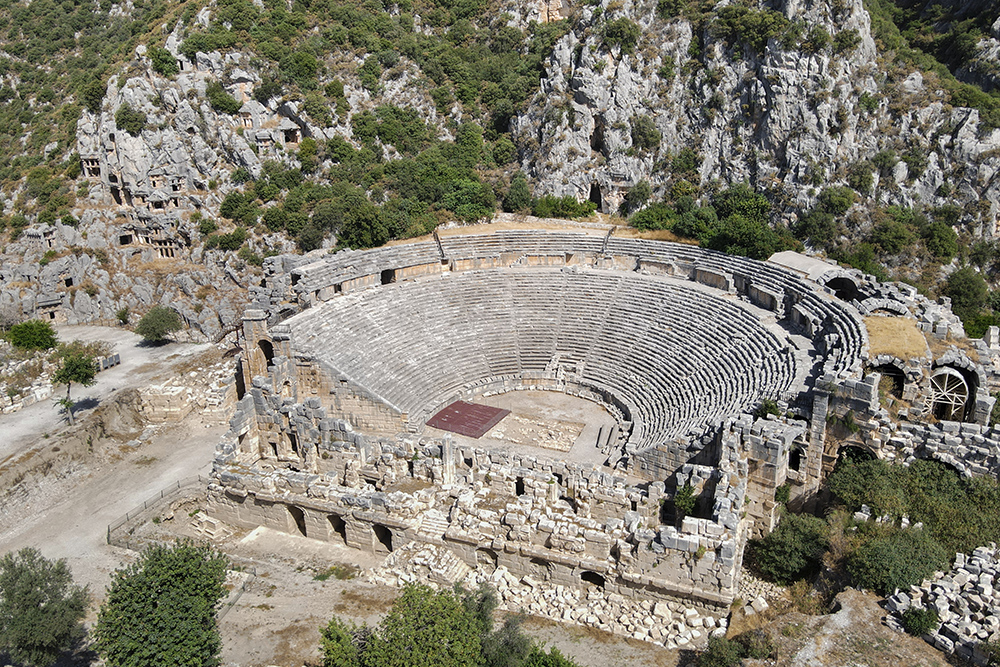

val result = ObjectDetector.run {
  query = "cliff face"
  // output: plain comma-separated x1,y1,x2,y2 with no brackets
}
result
515,0,1000,237
1,0,999,333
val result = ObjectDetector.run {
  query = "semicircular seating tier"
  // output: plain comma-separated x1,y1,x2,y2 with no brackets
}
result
286,266,801,451
286,230,868,380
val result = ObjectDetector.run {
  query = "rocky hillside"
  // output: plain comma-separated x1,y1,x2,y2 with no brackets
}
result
0,0,998,335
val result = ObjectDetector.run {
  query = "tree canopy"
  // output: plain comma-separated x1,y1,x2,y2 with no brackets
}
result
134,306,182,342
322,584,579,667
0,548,88,667
94,541,228,667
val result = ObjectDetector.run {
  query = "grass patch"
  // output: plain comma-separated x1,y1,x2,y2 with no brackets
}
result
864,316,928,359
314,563,360,581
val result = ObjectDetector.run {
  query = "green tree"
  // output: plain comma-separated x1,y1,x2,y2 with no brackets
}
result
601,18,641,54
748,511,829,584
847,527,949,595
134,306,182,342
114,103,146,136
360,584,481,667
504,173,532,213
7,320,57,351
52,351,98,426
944,266,988,319
94,542,228,667
320,617,360,667
630,115,660,152
0,548,88,667
206,81,242,115
619,180,652,216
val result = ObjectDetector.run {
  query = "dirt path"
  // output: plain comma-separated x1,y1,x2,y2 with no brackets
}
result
0,325,213,462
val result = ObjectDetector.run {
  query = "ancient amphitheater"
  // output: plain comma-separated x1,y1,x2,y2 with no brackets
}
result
207,221,1000,636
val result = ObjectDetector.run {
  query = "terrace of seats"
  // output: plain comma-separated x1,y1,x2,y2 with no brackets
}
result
286,268,798,451
288,231,866,381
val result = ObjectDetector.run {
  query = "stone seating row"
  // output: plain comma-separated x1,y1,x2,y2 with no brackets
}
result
287,268,796,448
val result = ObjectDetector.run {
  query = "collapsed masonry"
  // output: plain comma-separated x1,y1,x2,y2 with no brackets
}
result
206,224,1000,632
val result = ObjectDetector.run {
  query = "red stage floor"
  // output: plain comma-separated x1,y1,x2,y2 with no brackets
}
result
426,401,511,438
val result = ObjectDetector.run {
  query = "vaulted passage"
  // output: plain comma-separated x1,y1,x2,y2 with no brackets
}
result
373,523,393,552
287,505,307,537
328,514,347,545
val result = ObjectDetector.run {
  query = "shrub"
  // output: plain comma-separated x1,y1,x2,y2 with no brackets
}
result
736,629,775,659
206,81,241,115
944,266,988,319
847,527,949,595
602,18,641,54
619,180,651,216
532,195,596,219
674,483,696,520
114,103,146,136
630,203,675,230
148,46,179,76
503,173,531,213
8,320,57,351
901,607,939,636
922,219,959,260
630,115,660,152
134,306,182,342
696,636,742,667
749,512,829,584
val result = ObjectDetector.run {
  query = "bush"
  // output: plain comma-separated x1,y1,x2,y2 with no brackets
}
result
735,629,775,659
532,195,596,219
901,607,939,636
134,306,182,342
8,320,57,351
148,46,179,76
504,173,531,213
674,483,696,520
206,81,242,115
847,527,949,595
749,512,829,584
696,636,742,667
114,103,146,136
630,115,660,152
922,219,959,260
602,18,641,54
0,548,89,667
944,266,988,319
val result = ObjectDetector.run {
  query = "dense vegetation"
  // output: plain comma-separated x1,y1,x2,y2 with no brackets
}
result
322,583,580,667
750,458,1000,599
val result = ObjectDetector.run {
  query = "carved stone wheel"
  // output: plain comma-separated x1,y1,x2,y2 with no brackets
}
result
929,367,969,421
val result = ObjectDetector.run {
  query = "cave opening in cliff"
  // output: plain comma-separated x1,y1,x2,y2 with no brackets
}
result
590,116,605,153
589,183,602,210
110,186,122,205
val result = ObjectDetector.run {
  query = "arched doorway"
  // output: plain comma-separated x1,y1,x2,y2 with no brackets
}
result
825,276,859,302
929,367,970,421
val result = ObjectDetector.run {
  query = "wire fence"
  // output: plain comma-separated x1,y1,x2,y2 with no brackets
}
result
105,474,256,619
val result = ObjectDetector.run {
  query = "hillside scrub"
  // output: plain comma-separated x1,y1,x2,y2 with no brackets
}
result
751,459,1000,599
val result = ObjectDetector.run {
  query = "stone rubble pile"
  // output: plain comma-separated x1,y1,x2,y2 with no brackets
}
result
886,545,1000,664
737,571,785,606
368,543,726,649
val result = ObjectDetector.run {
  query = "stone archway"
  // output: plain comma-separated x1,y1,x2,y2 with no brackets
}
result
929,367,969,421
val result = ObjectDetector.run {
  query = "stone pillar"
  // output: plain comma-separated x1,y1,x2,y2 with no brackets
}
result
442,436,456,484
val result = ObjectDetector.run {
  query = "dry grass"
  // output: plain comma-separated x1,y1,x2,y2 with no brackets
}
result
864,316,928,360
612,227,699,244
